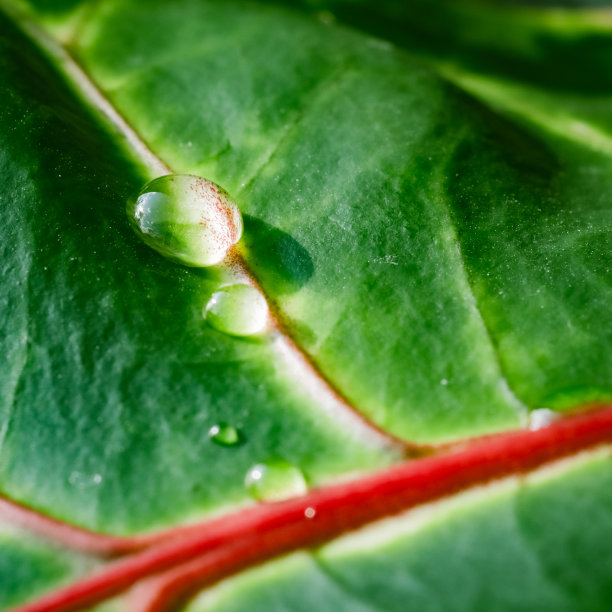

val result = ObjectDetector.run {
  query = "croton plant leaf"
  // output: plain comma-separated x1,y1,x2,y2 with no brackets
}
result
0,0,611,610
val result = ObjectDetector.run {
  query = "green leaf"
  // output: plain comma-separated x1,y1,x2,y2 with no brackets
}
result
0,0,611,609
189,451,612,612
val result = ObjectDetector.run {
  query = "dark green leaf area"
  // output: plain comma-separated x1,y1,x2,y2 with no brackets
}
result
74,0,527,442
0,12,390,536
18,0,84,16
193,453,612,612
286,0,612,94
284,0,612,151
0,530,83,609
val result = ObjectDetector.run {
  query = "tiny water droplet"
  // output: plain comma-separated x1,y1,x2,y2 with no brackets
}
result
69,471,102,488
440,378,448,386
304,506,316,519
208,423,241,446
528,408,560,430
128,174,242,267
245,459,307,502
205,283,269,337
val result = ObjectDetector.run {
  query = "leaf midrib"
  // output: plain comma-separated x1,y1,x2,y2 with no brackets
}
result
0,0,540,451
0,0,415,455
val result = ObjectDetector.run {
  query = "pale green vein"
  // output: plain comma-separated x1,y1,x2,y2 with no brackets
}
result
435,127,530,421
237,63,351,197
436,63,612,158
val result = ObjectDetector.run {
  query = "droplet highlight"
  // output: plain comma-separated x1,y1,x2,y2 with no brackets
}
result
304,506,316,519
208,423,242,447
205,283,269,337
528,408,560,431
128,174,242,267
244,459,308,502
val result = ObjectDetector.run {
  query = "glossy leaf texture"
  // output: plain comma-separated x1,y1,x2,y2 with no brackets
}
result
0,0,611,610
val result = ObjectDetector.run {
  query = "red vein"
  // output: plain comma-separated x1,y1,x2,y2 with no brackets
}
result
11,403,612,612
0,496,259,559
0,497,138,557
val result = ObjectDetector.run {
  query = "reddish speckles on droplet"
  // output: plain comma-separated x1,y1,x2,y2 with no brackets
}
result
129,174,243,267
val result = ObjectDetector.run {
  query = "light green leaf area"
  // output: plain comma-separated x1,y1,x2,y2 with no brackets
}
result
189,451,612,612
0,7,392,536
62,0,537,442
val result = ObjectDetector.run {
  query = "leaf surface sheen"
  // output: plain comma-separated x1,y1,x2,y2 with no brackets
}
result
0,0,611,609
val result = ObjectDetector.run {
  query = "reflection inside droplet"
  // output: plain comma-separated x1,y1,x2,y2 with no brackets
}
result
244,459,308,502
208,423,242,447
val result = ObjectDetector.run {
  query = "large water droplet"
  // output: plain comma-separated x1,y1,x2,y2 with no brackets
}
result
128,174,242,267
208,423,242,447
244,459,308,502
205,283,269,337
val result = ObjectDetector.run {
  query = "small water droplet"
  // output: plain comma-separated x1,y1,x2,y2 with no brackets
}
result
208,423,242,446
245,459,307,502
304,506,316,519
528,408,560,430
440,378,448,386
128,174,242,267
69,471,102,488
205,283,269,337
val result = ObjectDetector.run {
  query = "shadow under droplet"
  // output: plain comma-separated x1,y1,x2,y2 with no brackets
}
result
240,215,314,295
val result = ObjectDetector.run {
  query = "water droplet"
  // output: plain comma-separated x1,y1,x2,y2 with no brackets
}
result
245,459,308,502
208,423,242,446
304,506,316,519
69,471,102,488
528,408,560,430
205,283,269,337
128,174,242,267
440,378,448,386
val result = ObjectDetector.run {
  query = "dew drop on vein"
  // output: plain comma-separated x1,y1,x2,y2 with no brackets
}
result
528,408,560,430
128,174,243,267
245,459,308,502
205,283,269,337
304,506,316,519
208,423,242,447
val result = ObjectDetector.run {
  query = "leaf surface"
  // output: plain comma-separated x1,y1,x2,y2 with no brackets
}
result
0,0,611,609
